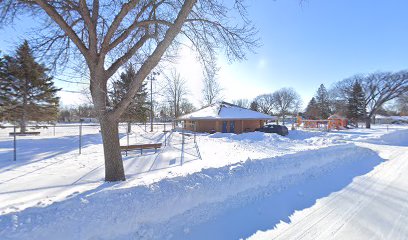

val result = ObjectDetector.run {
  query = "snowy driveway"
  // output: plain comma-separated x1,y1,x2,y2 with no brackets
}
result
250,130,408,239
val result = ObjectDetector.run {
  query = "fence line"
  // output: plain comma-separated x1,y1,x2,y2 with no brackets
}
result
0,122,173,162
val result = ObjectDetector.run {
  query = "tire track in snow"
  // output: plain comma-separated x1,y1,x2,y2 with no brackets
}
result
270,144,408,240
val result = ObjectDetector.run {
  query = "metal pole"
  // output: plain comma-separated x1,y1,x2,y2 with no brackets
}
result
13,126,16,161
194,122,196,143
53,124,56,136
127,130,129,147
79,122,83,154
150,76,153,132
181,130,184,166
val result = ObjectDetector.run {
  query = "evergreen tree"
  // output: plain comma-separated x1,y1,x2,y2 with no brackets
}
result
109,64,149,131
346,81,366,126
0,53,6,122
250,100,258,111
0,41,60,132
315,84,331,119
305,97,319,119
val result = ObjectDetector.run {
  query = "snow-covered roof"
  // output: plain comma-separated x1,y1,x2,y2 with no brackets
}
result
328,114,347,119
178,102,276,120
376,115,408,120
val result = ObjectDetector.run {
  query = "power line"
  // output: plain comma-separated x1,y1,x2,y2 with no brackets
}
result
54,77,88,85
60,90,84,94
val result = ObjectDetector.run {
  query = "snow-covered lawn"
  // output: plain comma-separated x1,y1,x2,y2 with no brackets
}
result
0,124,407,239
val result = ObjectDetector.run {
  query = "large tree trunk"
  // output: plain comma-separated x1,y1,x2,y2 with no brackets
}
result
19,119,26,134
20,78,28,133
365,117,371,129
127,122,132,133
100,116,126,181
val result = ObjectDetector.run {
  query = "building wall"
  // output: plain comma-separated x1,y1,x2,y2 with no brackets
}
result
242,120,264,132
183,119,265,134
197,120,217,132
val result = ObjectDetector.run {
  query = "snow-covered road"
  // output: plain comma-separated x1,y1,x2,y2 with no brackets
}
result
250,131,408,239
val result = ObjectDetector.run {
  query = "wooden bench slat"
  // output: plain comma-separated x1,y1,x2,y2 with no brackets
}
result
120,143,162,156
120,143,162,150
9,132,41,136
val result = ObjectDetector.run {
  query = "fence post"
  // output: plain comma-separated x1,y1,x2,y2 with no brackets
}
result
53,124,56,136
194,122,196,143
164,131,167,146
13,126,16,161
181,130,185,166
164,123,166,131
79,122,83,154
127,130,129,147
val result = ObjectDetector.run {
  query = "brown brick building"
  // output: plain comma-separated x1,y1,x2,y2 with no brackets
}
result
178,102,276,134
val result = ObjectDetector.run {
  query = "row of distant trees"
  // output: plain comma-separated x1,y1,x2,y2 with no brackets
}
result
304,72,408,128
232,88,302,124
231,73,408,128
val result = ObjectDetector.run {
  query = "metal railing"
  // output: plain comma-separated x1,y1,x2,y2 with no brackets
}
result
0,122,173,162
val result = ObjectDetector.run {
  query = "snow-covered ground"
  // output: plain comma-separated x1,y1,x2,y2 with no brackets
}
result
0,124,407,239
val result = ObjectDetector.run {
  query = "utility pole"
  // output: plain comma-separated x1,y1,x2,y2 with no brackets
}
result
148,72,160,132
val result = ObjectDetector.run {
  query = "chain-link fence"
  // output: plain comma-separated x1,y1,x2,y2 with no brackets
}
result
0,122,173,162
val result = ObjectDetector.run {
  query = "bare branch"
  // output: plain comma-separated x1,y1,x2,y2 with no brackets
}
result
111,0,197,118
33,0,89,59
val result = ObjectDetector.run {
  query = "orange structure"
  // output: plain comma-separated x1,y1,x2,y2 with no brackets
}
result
297,114,348,130
327,114,348,130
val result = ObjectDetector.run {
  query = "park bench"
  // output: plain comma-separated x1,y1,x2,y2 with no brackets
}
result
120,143,162,156
9,132,41,136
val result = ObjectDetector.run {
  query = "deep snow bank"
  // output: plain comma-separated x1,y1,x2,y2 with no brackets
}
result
0,144,383,240
363,129,408,146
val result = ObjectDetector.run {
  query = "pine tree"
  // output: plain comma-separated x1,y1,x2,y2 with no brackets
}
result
0,41,60,132
346,81,366,126
250,100,258,111
109,64,149,131
0,53,6,122
305,97,319,119
315,84,331,119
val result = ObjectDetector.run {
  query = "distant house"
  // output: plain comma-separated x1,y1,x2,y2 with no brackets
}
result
177,102,276,134
80,117,98,123
375,115,408,124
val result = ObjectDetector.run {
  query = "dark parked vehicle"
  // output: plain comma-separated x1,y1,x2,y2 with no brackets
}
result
255,124,289,136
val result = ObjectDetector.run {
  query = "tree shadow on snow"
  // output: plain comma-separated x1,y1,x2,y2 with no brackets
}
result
0,133,115,171
360,129,408,147
168,145,385,240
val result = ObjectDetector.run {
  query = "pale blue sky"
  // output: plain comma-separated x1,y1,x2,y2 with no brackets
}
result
1,0,407,108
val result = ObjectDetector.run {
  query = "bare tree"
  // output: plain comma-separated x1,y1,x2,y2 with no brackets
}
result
180,99,195,115
333,71,408,128
232,99,250,108
201,71,222,106
0,0,258,181
163,70,188,118
271,88,301,124
396,93,408,115
254,94,274,115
